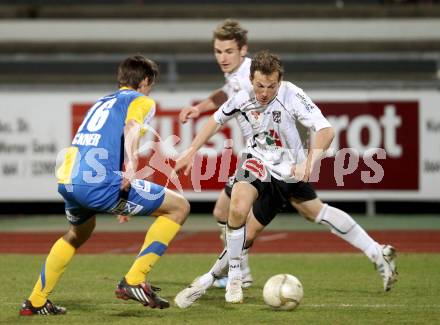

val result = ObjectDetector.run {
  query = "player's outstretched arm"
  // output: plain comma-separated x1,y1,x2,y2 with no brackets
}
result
179,89,227,123
175,116,222,175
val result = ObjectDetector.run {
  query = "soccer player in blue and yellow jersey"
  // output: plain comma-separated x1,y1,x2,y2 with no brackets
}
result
20,55,190,316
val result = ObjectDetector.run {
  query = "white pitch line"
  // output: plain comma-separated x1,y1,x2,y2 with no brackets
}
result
304,304,440,309
223,303,440,309
3,301,440,309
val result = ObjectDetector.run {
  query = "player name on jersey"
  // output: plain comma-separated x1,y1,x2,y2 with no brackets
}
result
72,132,101,147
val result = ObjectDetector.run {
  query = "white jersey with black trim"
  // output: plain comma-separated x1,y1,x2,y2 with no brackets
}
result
220,57,253,142
213,81,331,181
221,57,252,98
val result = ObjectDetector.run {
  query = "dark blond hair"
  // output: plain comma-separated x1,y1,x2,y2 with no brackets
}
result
250,50,284,81
213,19,248,49
117,55,159,89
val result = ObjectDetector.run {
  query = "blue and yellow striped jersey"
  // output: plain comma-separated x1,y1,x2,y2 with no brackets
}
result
57,87,155,186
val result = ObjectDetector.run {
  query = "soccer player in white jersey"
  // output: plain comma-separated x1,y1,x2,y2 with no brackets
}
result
174,51,397,307
179,19,254,288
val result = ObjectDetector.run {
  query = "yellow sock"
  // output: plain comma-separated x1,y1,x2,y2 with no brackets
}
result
29,238,76,307
125,216,180,285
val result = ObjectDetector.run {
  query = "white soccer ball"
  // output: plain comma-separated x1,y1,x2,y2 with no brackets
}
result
263,274,303,311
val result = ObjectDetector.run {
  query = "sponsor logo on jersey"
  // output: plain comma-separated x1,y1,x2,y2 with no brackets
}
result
237,97,258,110
243,158,267,180
296,93,316,112
248,110,263,128
265,129,282,147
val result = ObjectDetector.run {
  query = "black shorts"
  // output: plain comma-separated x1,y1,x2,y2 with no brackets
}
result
227,154,317,226
224,175,235,197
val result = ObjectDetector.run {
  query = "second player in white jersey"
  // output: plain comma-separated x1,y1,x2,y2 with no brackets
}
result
177,19,255,289
219,57,253,143
221,57,252,98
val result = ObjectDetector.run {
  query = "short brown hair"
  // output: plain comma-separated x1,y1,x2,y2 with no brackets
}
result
117,55,159,89
250,50,284,81
213,19,248,49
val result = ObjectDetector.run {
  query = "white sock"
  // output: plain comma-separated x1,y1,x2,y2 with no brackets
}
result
194,249,229,289
226,225,245,280
208,248,229,278
217,221,227,246
198,272,215,288
240,248,250,274
315,204,381,263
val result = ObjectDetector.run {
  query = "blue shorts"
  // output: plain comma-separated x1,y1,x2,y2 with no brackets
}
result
58,179,166,225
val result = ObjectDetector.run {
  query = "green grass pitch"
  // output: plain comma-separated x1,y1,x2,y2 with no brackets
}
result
1,253,440,325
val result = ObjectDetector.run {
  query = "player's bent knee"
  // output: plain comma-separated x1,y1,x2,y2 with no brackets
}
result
63,217,96,248
229,202,250,224
64,228,93,248
171,196,190,225
213,205,228,223
213,191,230,222
293,200,323,222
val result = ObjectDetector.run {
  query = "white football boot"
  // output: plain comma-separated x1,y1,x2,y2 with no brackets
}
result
241,268,253,289
225,278,243,303
174,274,214,309
375,244,398,291
213,253,253,289
213,271,253,289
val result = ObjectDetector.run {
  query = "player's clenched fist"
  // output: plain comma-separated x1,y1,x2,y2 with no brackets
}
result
179,106,201,123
